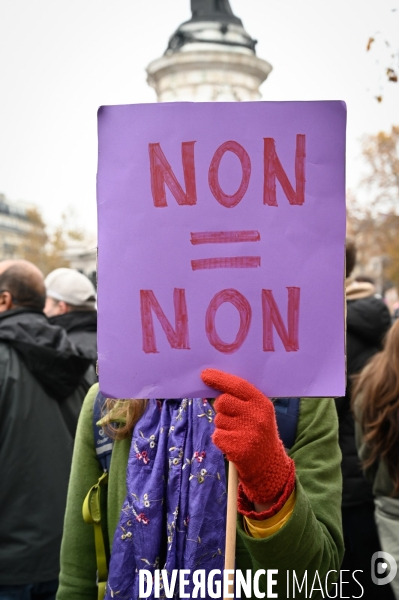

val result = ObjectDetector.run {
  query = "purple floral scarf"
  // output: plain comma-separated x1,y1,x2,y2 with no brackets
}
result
105,398,227,600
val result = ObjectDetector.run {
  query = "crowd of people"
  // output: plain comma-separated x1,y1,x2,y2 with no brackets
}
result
0,262,97,599
0,247,398,600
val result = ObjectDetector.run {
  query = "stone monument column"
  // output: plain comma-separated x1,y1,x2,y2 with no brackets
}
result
147,0,272,102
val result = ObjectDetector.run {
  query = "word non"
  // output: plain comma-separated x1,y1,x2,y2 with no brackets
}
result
149,135,306,208
140,287,300,354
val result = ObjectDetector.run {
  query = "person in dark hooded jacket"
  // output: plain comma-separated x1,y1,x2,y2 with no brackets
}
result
334,239,393,599
0,260,95,600
44,268,97,367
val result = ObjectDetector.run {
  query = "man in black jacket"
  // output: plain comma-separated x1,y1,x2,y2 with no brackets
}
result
0,260,95,600
44,268,97,366
335,239,392,599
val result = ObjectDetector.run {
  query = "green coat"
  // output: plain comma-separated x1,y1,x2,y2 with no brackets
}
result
57,386,343,600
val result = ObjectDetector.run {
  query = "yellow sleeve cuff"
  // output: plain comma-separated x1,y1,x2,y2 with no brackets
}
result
243,489,296,539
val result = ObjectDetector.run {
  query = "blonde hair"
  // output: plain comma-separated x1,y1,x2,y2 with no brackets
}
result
103,398,148,440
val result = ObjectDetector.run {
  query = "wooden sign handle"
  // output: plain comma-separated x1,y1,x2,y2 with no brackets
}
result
224,462,239,600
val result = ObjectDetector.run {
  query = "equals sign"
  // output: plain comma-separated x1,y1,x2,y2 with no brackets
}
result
190,230,261,271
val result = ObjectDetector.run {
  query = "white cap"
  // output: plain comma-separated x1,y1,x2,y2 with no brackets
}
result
45,268,96,307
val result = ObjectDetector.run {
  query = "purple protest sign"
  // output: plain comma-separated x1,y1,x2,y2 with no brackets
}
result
97,101,346,399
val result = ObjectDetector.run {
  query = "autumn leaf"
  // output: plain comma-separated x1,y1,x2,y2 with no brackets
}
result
387,68,398,82
376,96,383,102
366,37,375,51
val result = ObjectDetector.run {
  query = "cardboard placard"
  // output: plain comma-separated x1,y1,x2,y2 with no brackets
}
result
97,101,346,399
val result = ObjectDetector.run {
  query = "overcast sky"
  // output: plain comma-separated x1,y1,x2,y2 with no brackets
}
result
0,0,398,234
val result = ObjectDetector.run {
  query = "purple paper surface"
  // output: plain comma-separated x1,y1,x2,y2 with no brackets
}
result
97,101,346,399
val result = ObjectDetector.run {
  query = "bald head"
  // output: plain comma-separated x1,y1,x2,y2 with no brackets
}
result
0,260,45,312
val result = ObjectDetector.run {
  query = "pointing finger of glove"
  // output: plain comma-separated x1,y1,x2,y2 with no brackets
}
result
201,368,263,401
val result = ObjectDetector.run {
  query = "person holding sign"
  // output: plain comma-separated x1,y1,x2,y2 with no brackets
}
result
56,377,344,600
56,100,347,600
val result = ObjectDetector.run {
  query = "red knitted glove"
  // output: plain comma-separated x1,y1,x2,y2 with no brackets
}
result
201,368,295,518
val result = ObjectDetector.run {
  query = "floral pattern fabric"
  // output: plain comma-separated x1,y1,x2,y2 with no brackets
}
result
105,398,227,600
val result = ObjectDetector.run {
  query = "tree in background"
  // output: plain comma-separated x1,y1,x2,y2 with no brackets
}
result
362,126,399,208
19,206,85,275
18,207,49,270
347,125,399,289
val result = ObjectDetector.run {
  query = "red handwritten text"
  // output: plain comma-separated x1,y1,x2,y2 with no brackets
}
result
264,134,306,206
149,142,197,207
140,287,300,354
140,289,190,353
149,136,306,207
